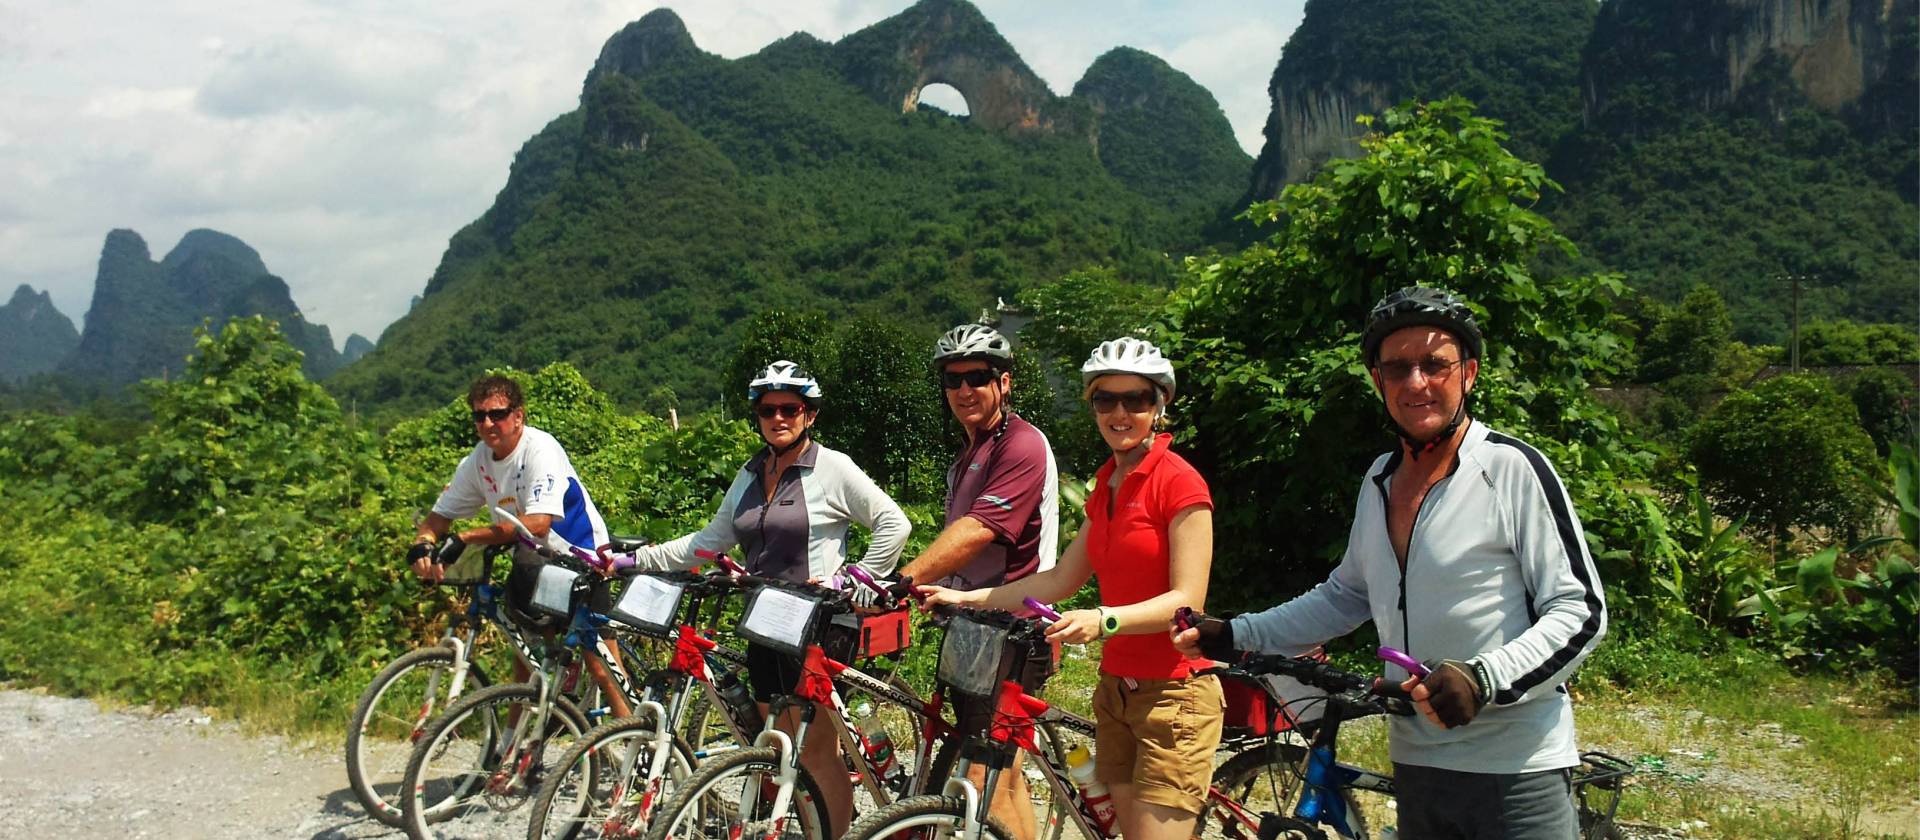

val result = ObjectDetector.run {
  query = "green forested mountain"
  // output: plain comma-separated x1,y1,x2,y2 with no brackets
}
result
1548,0,1919,344
59,229,345,387
1245,0,1916,344
0,285,78,384
331,0,1250,412
1245,0,1597,198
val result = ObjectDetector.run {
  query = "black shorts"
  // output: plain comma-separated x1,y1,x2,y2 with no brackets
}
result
746,643,805,703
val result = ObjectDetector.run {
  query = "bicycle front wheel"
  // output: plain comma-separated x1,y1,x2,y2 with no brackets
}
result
346,646,489,827
640,746,830,840
842,795,1020,840
1201,741,1370,840
528,714,697,840
401,681,591,838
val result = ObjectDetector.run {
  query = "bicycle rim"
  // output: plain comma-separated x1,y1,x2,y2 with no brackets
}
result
840,795,1018,840
403,682,590,838
641,746,829,840
531,715,696,840
346,647,486,827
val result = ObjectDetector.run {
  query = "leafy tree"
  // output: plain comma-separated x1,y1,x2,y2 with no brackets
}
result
1166,97,1637,598
820,316,946,501
1848,367,1919,456
1689,374,1879,545
1791,320,1920,366
1637,284,1737,383
133,317,379,524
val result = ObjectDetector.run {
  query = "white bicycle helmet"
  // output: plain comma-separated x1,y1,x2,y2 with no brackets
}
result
932,323,1013,368
747,360,823,404
1080,337,1176,402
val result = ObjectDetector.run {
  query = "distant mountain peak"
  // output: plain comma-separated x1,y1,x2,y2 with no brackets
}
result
164,228,269,276
60,228,344,386
837,0,1072,134
0,283,79,384
586,8,701,87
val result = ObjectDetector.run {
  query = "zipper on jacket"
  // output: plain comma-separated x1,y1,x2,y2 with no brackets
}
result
1383,474,1447,662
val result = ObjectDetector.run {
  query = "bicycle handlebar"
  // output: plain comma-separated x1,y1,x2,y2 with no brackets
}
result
1204,653,1416,714
1376,645,1430,678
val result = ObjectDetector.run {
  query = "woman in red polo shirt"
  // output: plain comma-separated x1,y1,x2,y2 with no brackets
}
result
920,336,1221,840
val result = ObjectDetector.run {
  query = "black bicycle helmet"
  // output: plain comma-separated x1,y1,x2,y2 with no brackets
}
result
1361,287,1484,366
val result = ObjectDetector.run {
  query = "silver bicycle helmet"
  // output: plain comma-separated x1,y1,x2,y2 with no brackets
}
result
747,360,823,404
932,324,1013,368
1080,337,1176,402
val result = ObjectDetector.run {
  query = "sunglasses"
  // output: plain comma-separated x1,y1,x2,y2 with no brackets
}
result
941,369,999,390
470,407,514,425
756,403,807,420
1089,389,1156,414
1376,357,1463,383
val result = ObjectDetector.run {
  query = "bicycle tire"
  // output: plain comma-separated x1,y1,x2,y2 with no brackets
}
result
345,645,490,827
841,794,1020,840
400,681,592,839
1202,741,1370,840
639,746,831,840
526,714,698,840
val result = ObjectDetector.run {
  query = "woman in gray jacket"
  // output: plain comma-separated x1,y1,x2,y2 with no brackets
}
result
633,360,909,836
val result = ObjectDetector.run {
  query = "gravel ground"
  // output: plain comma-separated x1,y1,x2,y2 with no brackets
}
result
0,688,399,838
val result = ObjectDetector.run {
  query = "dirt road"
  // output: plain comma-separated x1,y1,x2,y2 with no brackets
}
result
0,688,398,838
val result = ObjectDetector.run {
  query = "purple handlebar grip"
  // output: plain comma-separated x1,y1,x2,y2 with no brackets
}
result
1022,598,1062,622
1377,646,1430,678
844,565,889,594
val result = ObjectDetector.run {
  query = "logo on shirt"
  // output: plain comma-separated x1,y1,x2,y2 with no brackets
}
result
529,474,555,503
980,494,1013,511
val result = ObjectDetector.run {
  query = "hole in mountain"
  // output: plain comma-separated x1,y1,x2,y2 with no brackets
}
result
916,83,971,118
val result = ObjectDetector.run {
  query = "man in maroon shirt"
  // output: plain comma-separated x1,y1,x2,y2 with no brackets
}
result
900,323,1059,840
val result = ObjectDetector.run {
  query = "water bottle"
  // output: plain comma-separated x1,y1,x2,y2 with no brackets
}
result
1064,745,1116,835
854,704,907,793
714,669,762,732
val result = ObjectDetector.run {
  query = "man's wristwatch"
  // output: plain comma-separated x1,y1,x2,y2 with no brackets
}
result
1467,658,1494,705
1097,606,1120,638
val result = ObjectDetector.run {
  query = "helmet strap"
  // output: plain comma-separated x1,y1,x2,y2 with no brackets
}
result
765,426,812,457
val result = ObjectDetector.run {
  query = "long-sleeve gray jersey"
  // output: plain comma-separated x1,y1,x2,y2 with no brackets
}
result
634,440,909,585
1232,421,1606,774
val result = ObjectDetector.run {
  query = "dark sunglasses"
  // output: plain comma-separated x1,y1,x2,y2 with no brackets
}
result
941,369,998,390
470,407,514,424
1376,357,1463,383
1089,389,1156,414
756,403,807,420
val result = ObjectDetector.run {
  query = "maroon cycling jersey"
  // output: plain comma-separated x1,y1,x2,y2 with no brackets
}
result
939,412,1059,590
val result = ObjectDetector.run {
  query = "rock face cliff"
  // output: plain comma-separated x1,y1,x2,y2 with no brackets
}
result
341,334,375,365
838,0,1081,135
0,285,79,383
1246,0,1598,199
1582,0,1918,134
60,229,343,387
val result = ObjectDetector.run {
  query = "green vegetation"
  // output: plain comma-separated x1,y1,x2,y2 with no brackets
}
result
0,285,78,384
1688,376,1880,544
1551,3,1919,343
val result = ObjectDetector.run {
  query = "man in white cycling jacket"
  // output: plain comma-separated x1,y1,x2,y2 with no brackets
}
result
1176,287,1606,839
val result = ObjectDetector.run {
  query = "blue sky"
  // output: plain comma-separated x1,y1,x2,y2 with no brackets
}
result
0,1,1306,345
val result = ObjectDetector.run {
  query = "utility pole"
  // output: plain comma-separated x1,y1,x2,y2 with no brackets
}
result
1780,273,1812,373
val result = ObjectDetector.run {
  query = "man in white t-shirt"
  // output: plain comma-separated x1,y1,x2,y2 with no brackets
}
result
407,375,626,711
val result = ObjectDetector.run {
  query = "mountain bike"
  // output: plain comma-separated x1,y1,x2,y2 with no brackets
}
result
346,541,548,827
398,510,656,839
1194,648,1634,840
525,563,760,840
637,571,992,840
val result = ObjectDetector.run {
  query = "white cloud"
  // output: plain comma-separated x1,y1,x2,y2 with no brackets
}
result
0,1,1300,348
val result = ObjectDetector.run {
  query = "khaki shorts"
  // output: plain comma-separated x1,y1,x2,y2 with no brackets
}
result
1092,672,1225,815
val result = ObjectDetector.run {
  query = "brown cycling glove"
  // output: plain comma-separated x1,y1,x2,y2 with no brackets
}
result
1420,658,1490,727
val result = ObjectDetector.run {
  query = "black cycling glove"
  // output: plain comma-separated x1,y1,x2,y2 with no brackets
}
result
405,541,433,566
1188,612,1240,663
435,535,467,565
1419,658,1489,727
